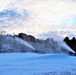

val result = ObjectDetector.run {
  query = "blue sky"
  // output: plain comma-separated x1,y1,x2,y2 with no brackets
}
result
0,0,76,40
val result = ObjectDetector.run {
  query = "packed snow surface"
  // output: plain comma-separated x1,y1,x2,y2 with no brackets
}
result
0,53,76,75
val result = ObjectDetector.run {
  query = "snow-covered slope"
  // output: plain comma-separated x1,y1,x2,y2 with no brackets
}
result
0,53,76,75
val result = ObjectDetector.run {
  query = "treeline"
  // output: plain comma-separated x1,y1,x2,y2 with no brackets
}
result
64,37,76,52
0,32,76,54
16,33,76,55
17,33,76,53
15,33,76,53
17,33,45,43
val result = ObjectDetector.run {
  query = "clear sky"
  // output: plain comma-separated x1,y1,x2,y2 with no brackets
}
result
0,0,76,40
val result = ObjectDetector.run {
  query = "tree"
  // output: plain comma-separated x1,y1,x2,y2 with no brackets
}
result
0,31,6,36
64,36,69,42
28,35,36,42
